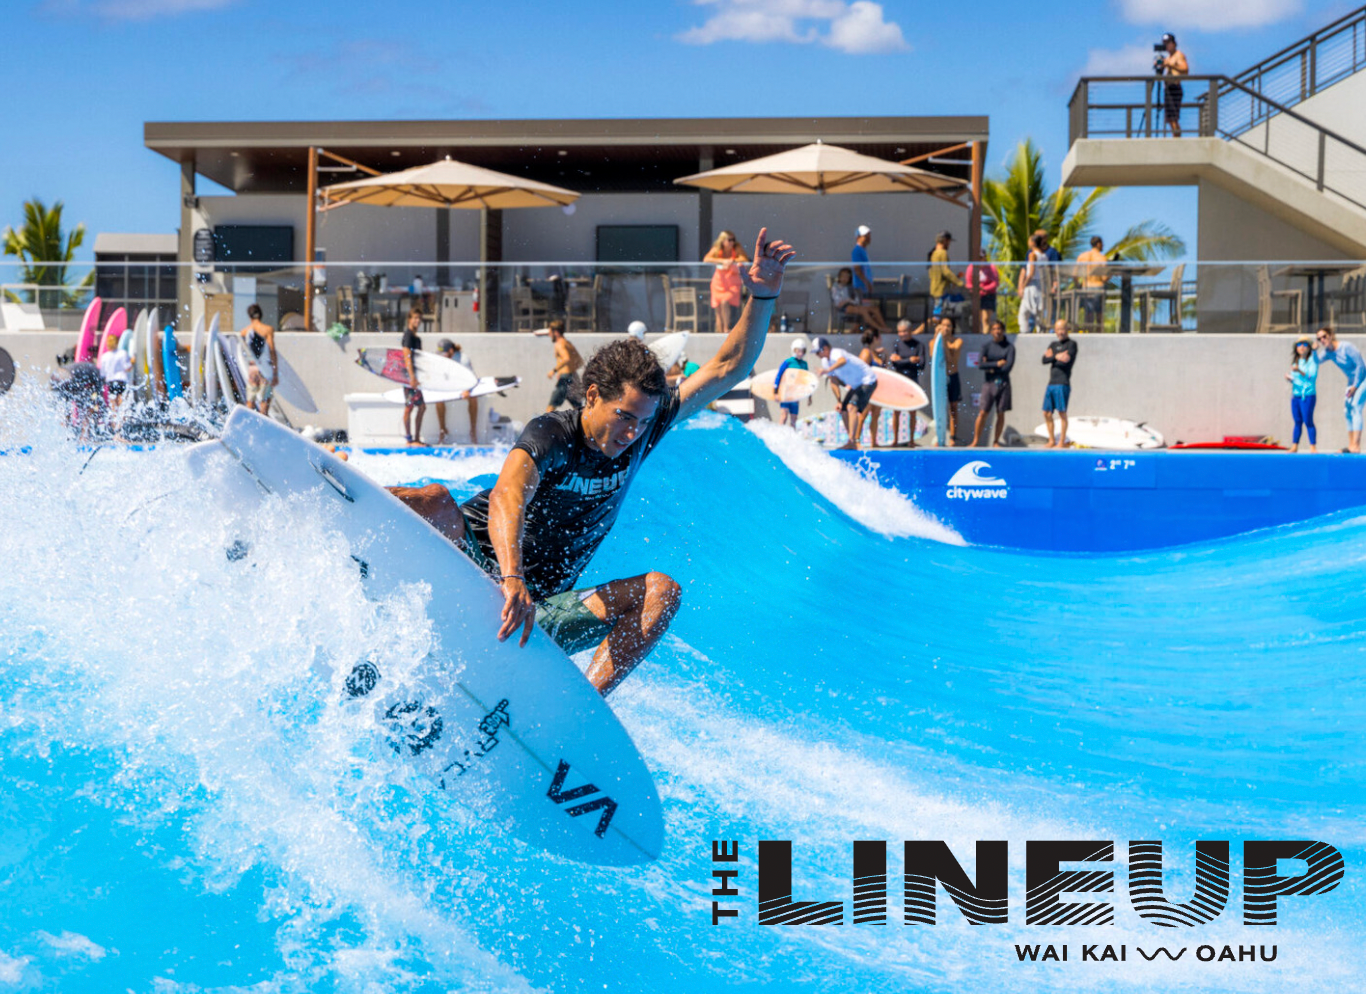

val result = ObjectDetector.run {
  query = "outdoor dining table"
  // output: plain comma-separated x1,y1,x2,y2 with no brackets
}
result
1098,262,1166,333
1275,262,1361,330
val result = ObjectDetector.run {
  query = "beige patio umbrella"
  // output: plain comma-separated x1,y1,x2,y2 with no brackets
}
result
320,155,579,209
674,141,965,196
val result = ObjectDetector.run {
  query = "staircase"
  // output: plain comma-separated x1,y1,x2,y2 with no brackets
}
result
1226,6,1366,126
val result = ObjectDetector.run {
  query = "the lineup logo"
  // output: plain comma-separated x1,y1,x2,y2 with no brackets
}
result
946,460,1008,500
708,838,1345,928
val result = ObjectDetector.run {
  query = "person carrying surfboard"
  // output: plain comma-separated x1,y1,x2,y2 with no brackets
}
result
391,229,795,695
811,335,880,450
238,304,278,416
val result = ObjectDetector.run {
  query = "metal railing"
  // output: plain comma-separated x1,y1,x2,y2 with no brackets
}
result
1228,5,1366,115
1067,74,1366,213
10,260,1366,337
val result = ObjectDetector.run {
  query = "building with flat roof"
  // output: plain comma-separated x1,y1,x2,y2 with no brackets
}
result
144,114,988,332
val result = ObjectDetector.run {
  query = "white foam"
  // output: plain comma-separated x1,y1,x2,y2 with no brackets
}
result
345,448,510,486
746,419,963,545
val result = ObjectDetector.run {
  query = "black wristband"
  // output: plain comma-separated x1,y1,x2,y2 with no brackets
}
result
751,294,780,301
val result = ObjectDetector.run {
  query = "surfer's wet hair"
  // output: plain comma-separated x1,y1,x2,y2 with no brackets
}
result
247,303,263,320
583,338,667,401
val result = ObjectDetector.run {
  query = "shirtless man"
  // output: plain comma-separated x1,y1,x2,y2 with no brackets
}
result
930,316,963,443
545,319,584,413
391,229,795,695
238,303,278,415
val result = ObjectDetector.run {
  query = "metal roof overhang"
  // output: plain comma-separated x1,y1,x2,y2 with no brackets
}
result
144,116,989,195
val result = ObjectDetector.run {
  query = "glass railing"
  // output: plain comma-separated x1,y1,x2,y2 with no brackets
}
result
4,259,1365,338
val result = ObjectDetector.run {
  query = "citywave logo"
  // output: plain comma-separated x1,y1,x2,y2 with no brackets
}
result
946,461,1008,500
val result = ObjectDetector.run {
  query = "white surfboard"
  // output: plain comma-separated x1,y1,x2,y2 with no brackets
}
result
205,315,222,408
222,331,247,400
183,409,664,865
128,309,148,398
649,332,689,371
189,315,205,405
1032,416,1165,450
381,376,522,405
870,367,930,412
246,335,319,414
355,347,479,393
146,306,165,401
749,367,819,403
214,335,236,409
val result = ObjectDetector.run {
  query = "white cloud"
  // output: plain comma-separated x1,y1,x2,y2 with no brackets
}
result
0,951,29,985
1080,44,1160,77
36,932,107,961
679,0,909,54
1117,0,1301,31
40,0,235,19
826,1,908,54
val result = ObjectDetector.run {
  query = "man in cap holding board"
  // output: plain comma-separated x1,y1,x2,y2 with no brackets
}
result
391,229,796,695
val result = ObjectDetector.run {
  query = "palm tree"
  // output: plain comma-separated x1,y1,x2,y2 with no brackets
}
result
3,199,91,309
981,139,1186,262
980,140,1186,332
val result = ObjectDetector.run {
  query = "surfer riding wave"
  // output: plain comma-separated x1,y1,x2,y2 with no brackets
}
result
390,228,795,695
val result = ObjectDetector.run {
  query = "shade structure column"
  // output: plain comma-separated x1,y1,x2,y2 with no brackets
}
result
480,207,503,333
303,146,318,332
177,156,196,330
697,147,714,255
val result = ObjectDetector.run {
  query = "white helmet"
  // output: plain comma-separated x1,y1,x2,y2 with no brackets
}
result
627,320,647,340
791,337,809,353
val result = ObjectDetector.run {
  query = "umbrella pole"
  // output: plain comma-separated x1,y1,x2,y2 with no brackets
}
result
304,145,318,332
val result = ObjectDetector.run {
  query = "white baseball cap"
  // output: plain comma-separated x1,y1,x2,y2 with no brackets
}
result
791,337,808,353
856,225,872,236
627,320,647,339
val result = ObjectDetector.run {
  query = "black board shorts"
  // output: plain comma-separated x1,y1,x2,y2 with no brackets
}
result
1164,81,1184,122
841,381,877,413
947,372,962,403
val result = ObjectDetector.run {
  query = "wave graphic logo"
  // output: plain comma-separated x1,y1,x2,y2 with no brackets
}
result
946,461,1008,500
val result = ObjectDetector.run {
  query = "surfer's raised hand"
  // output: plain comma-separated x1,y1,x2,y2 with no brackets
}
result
740,227,795,300
498,577,537,647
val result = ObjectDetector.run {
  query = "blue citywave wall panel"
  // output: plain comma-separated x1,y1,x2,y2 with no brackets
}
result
832,450,1366,552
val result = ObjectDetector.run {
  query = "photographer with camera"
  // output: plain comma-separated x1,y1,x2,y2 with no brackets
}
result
1154,32,1188,137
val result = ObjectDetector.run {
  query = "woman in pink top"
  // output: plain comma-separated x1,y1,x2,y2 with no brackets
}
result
704,230,750,335
965,250,1000,331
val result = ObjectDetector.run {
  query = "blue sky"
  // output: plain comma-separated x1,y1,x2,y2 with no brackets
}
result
0,0,1353,261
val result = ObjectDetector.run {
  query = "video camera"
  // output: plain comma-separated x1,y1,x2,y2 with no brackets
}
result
1153,33,1176,74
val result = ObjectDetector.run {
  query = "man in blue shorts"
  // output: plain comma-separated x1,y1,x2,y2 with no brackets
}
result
1041,319,1078,448
1316,326,1366,452
388,229,796,695
773,337,810,427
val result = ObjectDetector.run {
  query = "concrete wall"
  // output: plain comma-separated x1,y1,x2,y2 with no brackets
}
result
5,329,1360,451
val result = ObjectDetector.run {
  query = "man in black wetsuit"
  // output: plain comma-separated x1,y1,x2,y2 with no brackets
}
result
971,319,1015,448
392,229,795,695
886,319,925,446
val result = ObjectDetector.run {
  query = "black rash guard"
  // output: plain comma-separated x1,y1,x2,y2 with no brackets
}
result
460,389,682,599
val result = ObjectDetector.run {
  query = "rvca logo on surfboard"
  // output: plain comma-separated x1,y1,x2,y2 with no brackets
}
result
946,460,1008,501
547,761,619,838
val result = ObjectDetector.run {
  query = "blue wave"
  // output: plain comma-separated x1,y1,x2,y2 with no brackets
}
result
0,415,1361,992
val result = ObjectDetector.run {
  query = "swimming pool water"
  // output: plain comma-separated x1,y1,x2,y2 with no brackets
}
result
0,397,1362,992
